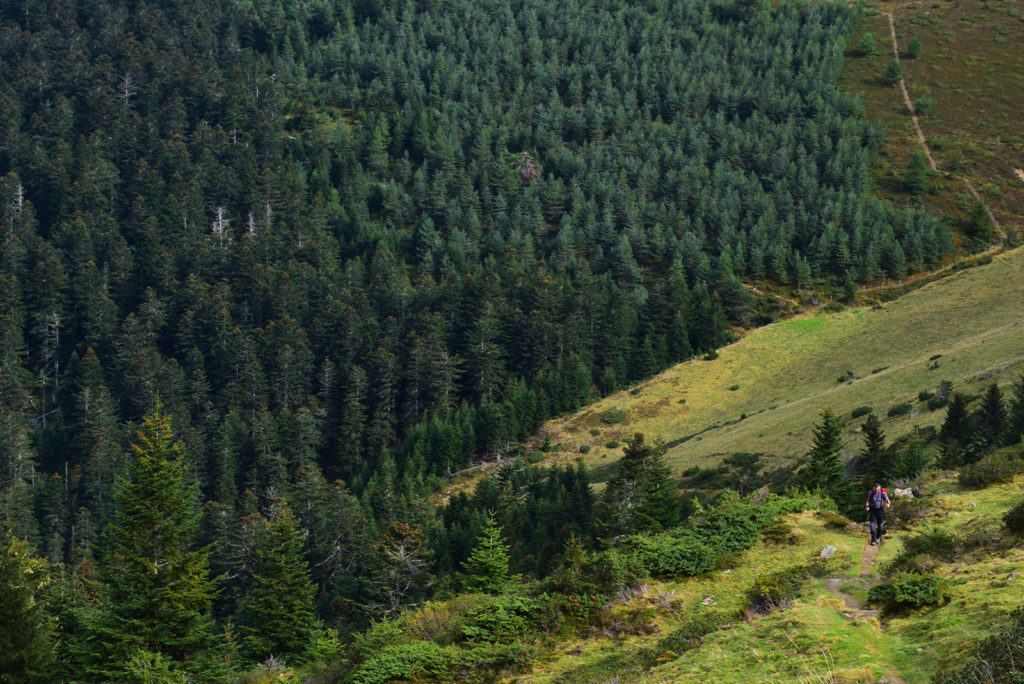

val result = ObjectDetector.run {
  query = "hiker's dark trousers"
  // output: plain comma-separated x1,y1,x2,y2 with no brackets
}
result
869,508,885,542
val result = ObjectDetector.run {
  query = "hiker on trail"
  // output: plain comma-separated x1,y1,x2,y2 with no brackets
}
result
865,483,891,546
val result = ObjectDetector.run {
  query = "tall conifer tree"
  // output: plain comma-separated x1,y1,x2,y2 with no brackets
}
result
74,407,226,681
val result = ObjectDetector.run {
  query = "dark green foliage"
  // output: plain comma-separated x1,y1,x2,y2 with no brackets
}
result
459,594,539,643
939,394,976,467
885,58,904,84
852,406,874,418
601,409,627,425
1003,500,1024,533
624,533,721,578
966,201,995,248
935,607,1024,684
645,612,726,663
887,495,938,527
350,640,529,684
545,539,644,600
72,409,225,681
799,409,850,506
856,414,888,483
868,572,950,610
240,501,320,663
957,449,1024,488
915,96,934,116
460,515,519,594
975,383,1008,451
747,558,831,614
903,151,929,195
907,36,924,58
0,529,56,682
596,434,679,538
885,528,959,575
1007,376,1024,445
857,32,878,56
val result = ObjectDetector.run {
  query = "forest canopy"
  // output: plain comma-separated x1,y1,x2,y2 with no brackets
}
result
0,0,958,675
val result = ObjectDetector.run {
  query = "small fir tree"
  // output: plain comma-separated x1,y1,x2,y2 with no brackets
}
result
907,36,923,58
597,433,679,537
884,58,903,84
856,414,888,484
240,500,320,662
966,201,994,247
975,383,1008,451
939,393,975,467
800,408,849,504
904,150,929,195
857,32,877,56
460,513,519,594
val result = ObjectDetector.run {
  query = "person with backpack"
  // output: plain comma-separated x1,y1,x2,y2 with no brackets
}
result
865,483,891,545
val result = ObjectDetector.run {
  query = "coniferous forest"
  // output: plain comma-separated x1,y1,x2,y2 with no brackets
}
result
0,0,971,679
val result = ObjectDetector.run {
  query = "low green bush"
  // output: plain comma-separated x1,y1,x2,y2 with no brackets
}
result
351,641,528,684
1004,500,1024,533
958,451,1024,488
851,405,873,418
625,533,721,578
935,607,1024,683
459,595,539,643
868,572,950,609
601,408,627,424
545,545,644,601
645,612,726,664
746,557,831,614
887,402,913,417
604,441,620,449
578,444,591,454
885,528,959,575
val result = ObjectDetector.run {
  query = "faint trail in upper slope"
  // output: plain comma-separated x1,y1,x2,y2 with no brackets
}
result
883,11,1003,241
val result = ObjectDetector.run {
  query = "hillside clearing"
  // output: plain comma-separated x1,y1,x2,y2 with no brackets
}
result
530,247,1024,486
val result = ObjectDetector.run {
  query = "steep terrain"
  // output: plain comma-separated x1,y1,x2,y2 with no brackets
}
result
524,246,1024,487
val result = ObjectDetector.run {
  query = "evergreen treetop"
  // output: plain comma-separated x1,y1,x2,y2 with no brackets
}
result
460,513,519,594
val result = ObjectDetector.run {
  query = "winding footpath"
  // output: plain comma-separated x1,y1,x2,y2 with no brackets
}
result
883,11,1003,240
824,539,882,621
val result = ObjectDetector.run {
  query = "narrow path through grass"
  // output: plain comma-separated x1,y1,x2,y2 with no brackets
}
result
883,10,1003,241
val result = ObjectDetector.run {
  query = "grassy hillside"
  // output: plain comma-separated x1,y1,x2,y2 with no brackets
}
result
526,246,1024,487
840,0,1024,232
521,470,1024,683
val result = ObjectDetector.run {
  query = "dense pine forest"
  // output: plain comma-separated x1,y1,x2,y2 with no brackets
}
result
0,0,976,679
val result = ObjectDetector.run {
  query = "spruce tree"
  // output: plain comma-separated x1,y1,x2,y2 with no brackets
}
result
74,407,225,681
856,413,888,484
1006,375,1024,445
885,58,903,85
0,527,56,682
975,383,1008,451
460,513,519,594
939,393,975,467
904,150,929,195
597,433,679,537
240,500,320,663
800,409,849,504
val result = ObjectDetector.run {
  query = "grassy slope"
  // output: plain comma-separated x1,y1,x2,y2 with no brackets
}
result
530,246,1024,488
840,0,1024,232
519,472,1024,683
